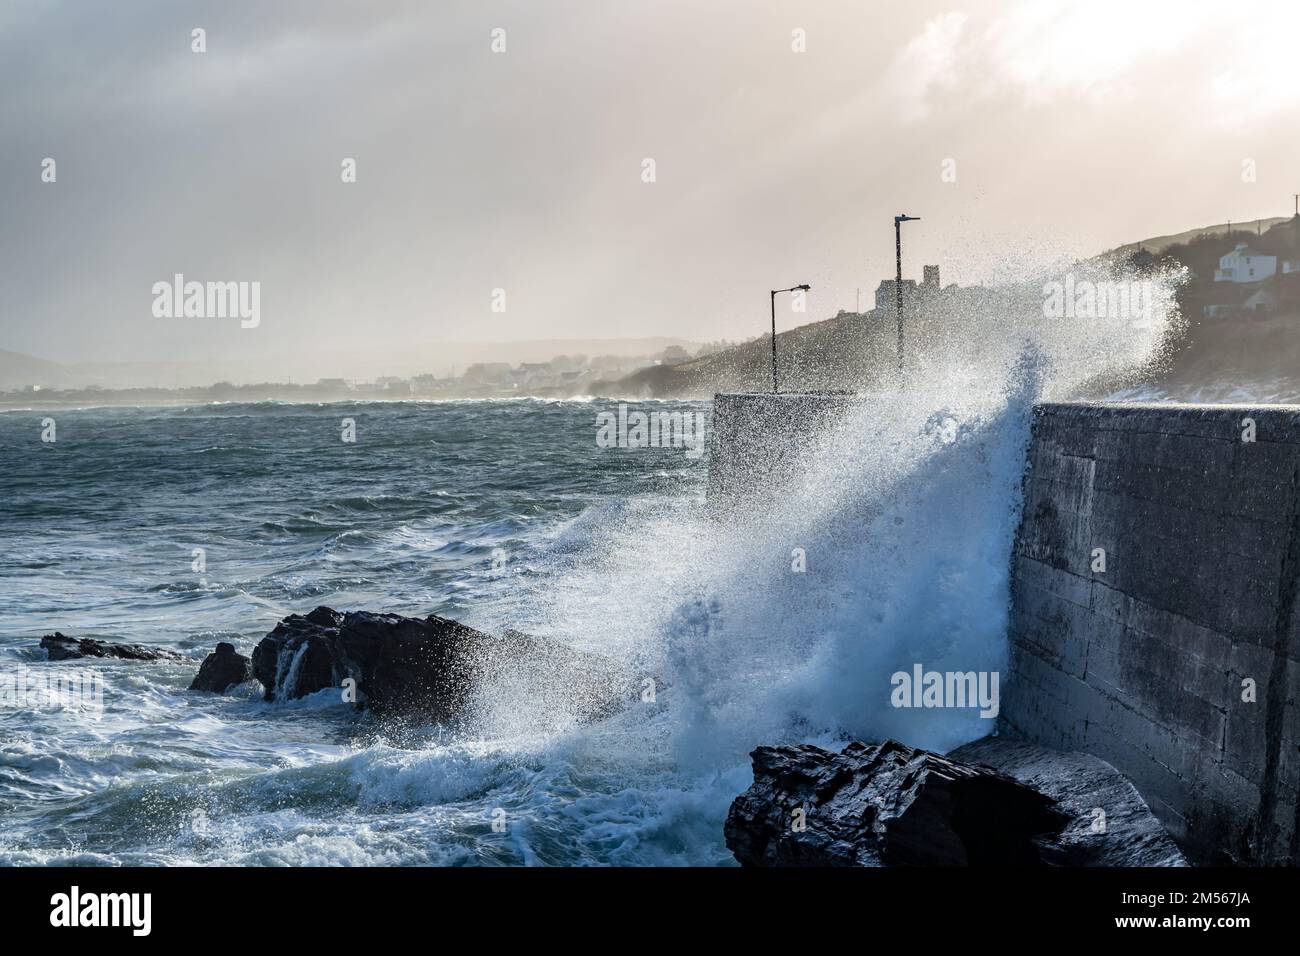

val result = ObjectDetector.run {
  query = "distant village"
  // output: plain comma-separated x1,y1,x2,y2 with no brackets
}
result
320,343,730,399
1,342,740,407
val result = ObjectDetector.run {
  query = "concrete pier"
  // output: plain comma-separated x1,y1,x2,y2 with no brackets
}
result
706,391,863,508
1005,402,1300,865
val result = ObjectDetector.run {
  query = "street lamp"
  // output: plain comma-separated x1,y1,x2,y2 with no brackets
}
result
894,214,920,373
771,283,811,393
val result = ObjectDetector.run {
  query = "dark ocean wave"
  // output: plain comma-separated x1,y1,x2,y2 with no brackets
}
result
0,398,713,865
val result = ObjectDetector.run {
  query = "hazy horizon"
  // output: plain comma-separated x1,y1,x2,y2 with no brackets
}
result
4,0,1299,370
0,335,706,389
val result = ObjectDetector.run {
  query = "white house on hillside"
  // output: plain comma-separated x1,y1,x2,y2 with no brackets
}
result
1214,243,1277,283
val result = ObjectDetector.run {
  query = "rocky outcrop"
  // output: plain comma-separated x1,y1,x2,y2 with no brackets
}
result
948,736,1186,866
188,642,254,693
726,739,1069,866
725,737,1187,867
250,606,633,723
40,633,185,662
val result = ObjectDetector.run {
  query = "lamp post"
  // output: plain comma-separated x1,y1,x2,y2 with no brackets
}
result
894,214,920,373
771,284,811,393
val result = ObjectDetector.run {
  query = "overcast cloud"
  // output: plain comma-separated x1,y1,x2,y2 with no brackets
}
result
3,0,1299,367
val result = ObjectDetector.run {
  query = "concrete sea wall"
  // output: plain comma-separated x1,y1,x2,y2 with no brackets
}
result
1005,402,1300,865
708,393,1300,865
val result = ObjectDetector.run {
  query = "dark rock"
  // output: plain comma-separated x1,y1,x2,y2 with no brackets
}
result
725,739,1069,866
40,632,185,663
251,606,633,723
948,736,1187,866
188,642,254,693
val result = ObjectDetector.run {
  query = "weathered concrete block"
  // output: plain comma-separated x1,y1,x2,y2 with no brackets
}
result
1232,438,1300,484
1187,763,1263,865
1095,428,1233,478
1003,647,1090,749
1016,488,1096,576
1013,554,1092,609
1081,714,1190,826
1085,631,1229,738
1013,584,1094,679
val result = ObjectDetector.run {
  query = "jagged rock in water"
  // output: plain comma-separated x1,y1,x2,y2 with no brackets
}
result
948,736,1187,866
250,606,633,723
40,632,185,663
188,642,254,693
725,739,1070,866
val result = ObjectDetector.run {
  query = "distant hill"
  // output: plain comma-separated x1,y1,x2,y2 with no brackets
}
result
594,283,1031,399
0,349,71,390
595,310,883,398
599,215,1300,399
1109,217,1290,257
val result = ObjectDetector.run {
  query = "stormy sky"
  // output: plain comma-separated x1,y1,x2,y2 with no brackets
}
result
3,0,1299,368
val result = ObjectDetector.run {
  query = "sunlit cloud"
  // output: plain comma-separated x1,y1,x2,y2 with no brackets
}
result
886,0,1299,122
884,11,968,121
982,0,1213,100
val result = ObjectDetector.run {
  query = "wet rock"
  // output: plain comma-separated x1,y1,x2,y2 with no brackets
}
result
725,737,1188,867
725,739,1069,866
40,632,185,663
188,642,254,693
948,736,1187,866
251,606,634,723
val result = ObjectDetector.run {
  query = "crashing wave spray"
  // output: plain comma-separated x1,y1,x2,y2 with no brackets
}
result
655,261,1185,762
488,261,1182,755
